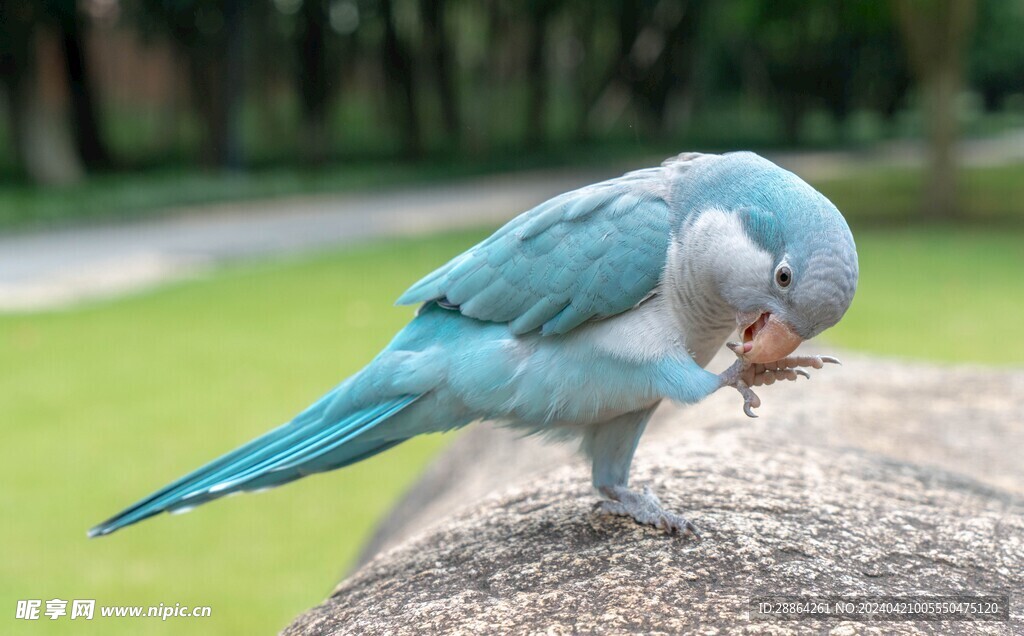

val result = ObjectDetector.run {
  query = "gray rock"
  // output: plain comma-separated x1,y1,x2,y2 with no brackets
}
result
286,352,1024,634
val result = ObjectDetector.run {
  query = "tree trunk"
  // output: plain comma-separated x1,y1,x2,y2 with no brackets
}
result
184,0,245,169
185,56,227,167
637,0,706,134
381,0,421,157
894,0,977,220
780,101,805,146
0,3,83,185
921,67,960,220
53,0,112,170
420,0,461,143
524,4,552,148
297,0,331,164
0,0,36,179
571,2,597,142
220,0,245,170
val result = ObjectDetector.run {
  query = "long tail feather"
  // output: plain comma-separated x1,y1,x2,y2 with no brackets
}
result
89,395,419,537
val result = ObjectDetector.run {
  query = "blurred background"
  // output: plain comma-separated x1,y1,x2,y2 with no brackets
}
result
1,0,1022,634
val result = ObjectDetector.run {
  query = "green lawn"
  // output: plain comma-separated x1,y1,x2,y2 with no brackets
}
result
814,162,1024,226
1,221,1022,633
827,227,1024,364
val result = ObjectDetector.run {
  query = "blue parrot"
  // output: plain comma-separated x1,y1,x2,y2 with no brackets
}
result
90,152,857,538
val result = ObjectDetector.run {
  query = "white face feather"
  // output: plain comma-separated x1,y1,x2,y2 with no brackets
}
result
672,208,774,304
666,208,775,325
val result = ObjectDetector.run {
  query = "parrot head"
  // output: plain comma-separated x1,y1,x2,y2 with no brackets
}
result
672,152,859,364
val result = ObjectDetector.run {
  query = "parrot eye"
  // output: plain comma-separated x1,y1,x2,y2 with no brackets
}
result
775,264,792,288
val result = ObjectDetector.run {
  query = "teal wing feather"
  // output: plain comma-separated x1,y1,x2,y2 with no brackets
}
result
396,167,676,335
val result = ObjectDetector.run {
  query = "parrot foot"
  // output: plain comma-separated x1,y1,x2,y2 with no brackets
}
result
744,354,841,386
594,485,700,539
719,351,841,418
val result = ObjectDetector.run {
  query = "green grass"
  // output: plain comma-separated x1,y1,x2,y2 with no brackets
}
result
810,165,1024,363
827,227,1024,364
814,163,1024,226
0,230,490,635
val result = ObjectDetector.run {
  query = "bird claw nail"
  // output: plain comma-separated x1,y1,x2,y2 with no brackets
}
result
596,486,701,539
718,352,841,417
718,358,761,417
739,383,761,418
746,354,842,385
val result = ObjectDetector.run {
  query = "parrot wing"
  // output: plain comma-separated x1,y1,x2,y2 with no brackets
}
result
396,166,679,335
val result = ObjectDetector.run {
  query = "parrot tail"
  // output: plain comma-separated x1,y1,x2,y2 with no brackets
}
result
88,394,420,537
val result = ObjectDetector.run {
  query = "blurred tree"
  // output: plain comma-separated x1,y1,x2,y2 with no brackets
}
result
6,0,1023,187
895,0,976,219
0,0,85,185
970,0,1024,112
565,0,707,140
128,0,246,169
0,0,40,178
624,0,708,134
380,0,421,156
43,0,113,170
565,0,598,141
420,0,461,142
459,0,507,153
711,0,908,144
296,0,332,164
524,0,554,147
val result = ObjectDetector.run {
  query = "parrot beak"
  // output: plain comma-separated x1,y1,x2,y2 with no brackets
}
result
730,311,803,363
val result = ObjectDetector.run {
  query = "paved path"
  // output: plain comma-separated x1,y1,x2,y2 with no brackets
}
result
2,134,1021,312
0,167,618,311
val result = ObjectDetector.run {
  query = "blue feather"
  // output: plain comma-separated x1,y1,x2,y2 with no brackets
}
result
88,395,419,537
397,173,676,334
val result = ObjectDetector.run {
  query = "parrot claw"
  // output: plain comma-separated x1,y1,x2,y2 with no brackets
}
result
739,353,843,386
595,485,701,539
718,357,762,417
720,356,761,415
718,351,842,417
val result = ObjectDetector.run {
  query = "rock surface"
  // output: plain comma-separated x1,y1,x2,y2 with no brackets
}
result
286,352,1024,635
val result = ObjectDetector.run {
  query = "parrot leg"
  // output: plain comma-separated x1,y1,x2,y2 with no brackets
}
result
583,407,700,538
595,485,700,538
719,351,841,418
